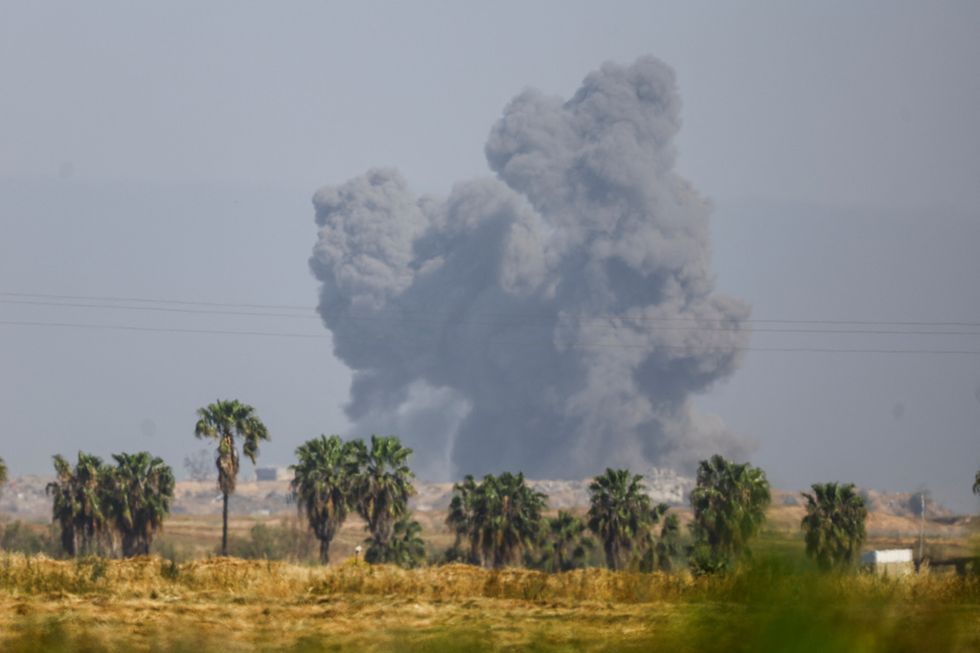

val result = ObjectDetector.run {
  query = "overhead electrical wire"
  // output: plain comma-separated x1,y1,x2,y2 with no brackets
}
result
1,319,979,356
2,290,980,355
0,290,310,312
3,290,980,327
2,293,980,335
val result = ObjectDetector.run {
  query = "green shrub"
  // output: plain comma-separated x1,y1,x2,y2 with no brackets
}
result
225,520,316,562
0,520,60,557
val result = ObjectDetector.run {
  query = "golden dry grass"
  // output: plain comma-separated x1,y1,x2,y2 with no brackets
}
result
3,506,978,651
1,554,978,652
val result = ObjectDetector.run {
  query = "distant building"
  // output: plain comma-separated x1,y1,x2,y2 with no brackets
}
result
861,549,914,576
255,466,290,482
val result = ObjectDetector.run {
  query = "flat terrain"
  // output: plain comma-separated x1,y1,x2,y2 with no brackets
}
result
150,501,976,565
1,556,979,653
2,478,977,651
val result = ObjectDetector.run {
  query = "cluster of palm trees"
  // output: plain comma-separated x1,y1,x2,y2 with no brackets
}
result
44,451,175,558
587,469,674,571
440,469,683,572
289,434,421,565
446,472,548,568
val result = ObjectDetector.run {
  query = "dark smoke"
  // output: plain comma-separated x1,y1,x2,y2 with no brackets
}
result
310,56,751,480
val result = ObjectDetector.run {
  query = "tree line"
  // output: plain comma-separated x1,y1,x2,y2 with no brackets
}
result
42,451,174,558
1,398,977,571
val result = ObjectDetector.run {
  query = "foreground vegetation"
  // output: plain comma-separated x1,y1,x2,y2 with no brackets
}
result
2,408,978,651
0,553,977,652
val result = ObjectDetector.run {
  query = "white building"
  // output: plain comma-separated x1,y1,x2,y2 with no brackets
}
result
861,549,914,576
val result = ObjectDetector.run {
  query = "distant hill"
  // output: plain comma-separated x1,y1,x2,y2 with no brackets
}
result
2,472,962,528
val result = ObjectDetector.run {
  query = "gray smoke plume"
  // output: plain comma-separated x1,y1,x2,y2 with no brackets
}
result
310,56,751,480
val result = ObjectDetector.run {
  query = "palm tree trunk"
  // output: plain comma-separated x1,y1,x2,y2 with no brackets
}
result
605,542,618,570
62,525,76,558
319,539,330,564
121,533,135,558
222,491,229,556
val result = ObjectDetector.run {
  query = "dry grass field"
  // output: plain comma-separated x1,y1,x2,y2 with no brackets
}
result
0,552,978,653
2,497,978,652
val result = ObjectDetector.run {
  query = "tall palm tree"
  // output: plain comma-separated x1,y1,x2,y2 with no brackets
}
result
538,510,595,572
800,482,867,571
354,435,415,562
194,399,270,556
587,468,653,570
689,454,771,574
290,435,361,563
107,452,176,557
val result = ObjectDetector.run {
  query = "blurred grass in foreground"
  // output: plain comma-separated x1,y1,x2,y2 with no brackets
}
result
0,551,977,652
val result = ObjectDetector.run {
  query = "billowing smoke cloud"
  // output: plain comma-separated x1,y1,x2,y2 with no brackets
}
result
310,57,751,480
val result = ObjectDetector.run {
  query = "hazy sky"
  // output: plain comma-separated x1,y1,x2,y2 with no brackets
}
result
1,2,978,509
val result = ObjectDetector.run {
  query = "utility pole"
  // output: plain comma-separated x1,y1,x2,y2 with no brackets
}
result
918,492,925,565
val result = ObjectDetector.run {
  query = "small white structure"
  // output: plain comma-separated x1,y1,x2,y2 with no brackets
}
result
861,549,914,577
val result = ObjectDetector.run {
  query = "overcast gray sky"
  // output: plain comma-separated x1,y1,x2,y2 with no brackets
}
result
1,1,978,510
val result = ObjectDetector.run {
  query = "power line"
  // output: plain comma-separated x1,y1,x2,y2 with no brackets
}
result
329,313,980,337
0,290,310,312
2,319,980,355
3,295,980,336
3,290,980,327
0,298,318,320
0,319,326,339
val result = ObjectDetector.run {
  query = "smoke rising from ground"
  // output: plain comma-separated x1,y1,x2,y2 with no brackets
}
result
310,56,750,480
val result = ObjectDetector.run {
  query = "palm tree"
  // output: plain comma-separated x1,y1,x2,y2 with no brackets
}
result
633,504,679,572
45,452,111,556
653,512,682,571
290,435,361,563
354,435,415,562
107,452,176,557
587,468,654,570
800,482,867,571
446,474,479,563
194,399,270,556
483,472,547,568
366,515,426,568
689,454,771,574
449,472,546,568
47,455,77,556
74,452,111,556
538,510,595,572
